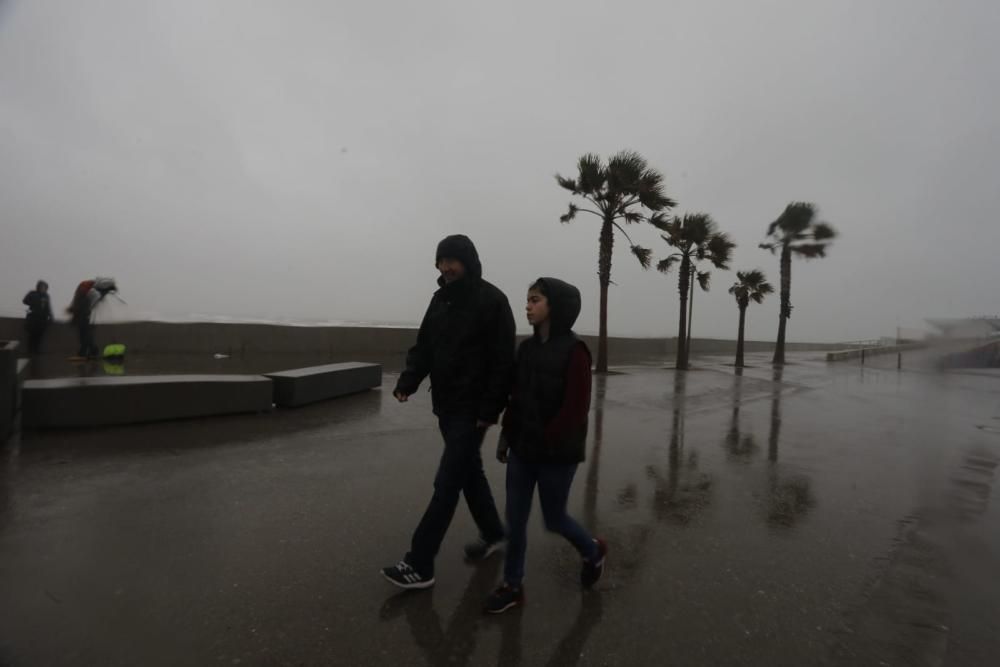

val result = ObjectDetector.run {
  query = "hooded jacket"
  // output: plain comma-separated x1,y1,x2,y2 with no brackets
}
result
502,277,593,464
395,235,516,423
23,290,53,327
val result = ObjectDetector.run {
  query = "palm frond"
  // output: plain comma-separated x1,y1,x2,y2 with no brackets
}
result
560,203,579,223
637,170,676,211
647,212,670,233
812,222,837,241
792,243,828,259
606,150,647,194
555,175,578,193
767,201,816,240
681,213,715,245
707,232,735,268
631,244,653,269
732,268,773,305
696,270,711,291
576,153,605,195
657,255,680,274
622,211,643,224
739,269,767,288
659,220,685,249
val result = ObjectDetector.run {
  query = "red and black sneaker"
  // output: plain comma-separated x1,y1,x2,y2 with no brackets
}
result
581,538,608,588
485,583,524,614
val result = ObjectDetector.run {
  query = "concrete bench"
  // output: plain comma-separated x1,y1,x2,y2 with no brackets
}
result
0,341,19,442
22,374,274,429
265,362,382,407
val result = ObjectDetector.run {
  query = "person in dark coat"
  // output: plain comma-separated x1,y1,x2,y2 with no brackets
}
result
22,280,53,355
68,281,100,359
485,277,607,614
381,235,516,590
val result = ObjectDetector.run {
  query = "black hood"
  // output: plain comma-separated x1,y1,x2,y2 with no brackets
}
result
534,277,582,336
435,235,482,282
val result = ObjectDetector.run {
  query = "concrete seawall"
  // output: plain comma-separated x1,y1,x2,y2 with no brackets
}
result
0,317,842,369
826,343,926,363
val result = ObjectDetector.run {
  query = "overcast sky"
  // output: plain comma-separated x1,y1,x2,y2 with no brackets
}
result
2,0,999,341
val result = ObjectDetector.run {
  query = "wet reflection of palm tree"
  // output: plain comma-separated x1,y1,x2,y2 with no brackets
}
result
497,611,523,667
764,366,815,526
0,434,19,531
645,372,711,523
645,372,685,515
544,594,604,667
768,366,783,462
724,368,758,459
379,557,501,666
667,371,686,495
583,373,607,529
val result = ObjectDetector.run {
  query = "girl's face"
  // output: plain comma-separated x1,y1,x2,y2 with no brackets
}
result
526,288,550,326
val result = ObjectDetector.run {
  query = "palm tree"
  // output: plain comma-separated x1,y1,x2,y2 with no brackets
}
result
557,151,675,373
760,202,837,366
656,213,735,370
728,269,774,368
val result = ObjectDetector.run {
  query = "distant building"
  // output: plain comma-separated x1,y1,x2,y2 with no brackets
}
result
926,317,1000,339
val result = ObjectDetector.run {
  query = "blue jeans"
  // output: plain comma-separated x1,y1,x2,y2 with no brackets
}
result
504,450,597,587
406,415,505,577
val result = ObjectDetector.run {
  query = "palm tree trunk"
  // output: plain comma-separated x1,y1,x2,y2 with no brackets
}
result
773,244,792,366
676,256,690,370
597,219,614,373
686,268,695,362
736,305,747,368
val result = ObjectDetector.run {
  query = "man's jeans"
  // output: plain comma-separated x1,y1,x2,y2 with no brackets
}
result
407,415,505,577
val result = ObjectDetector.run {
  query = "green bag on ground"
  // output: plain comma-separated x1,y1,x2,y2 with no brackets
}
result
102,343,126,359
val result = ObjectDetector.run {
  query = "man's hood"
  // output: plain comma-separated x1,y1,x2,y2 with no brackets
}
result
435,235,482,284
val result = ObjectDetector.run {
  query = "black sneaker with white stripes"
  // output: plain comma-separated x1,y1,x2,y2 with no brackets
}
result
464,537,506,562
381,561,435,590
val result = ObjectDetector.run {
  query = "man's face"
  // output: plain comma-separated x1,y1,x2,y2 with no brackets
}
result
437,258,466,284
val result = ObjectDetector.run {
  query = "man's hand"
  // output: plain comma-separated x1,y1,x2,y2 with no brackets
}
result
496,435,509,464
393,390,410,403
497,433,510,463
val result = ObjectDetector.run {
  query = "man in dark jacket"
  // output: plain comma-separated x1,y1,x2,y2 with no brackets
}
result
22,280,53,355
381,235,516,590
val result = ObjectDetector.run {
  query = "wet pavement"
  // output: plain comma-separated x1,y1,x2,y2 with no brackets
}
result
2,352,999,666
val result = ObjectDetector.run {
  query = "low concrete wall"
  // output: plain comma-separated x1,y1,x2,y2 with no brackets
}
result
22,374,274,429
826,343,925,363
266,362,382,407
0,317,841,369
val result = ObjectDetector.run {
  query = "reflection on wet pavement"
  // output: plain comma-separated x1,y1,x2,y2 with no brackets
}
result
2,351,1000,665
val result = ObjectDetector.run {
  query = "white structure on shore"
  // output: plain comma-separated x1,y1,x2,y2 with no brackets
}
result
926,317,1000,339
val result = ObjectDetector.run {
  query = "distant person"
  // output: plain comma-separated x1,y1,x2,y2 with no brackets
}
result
22,280,53,355
485,278,606,614
68,280,100,359
66,277,119,360
381,235,516,590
